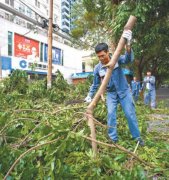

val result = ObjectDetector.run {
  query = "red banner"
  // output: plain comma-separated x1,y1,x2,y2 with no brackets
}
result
14,34,39,60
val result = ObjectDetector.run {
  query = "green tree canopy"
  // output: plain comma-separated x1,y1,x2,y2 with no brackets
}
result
71,0,169,84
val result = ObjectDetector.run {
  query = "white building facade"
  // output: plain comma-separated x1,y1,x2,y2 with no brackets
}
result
0,0,90,82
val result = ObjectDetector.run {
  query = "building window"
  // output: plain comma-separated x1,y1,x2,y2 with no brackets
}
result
5,0,9,4
14,17,19,25
19,19,26,28
19,4,25,13
5,13,9,20
27,22,34,29
10,0,14,7
62,15,70,21
35,0,38,6
35,0,40,8
62,28,69,33
61,50,64,66
8,31,13,56
62,8,69,14
26,7,32,17
40,43,43,62
5,0,14,7
62,2,70,8
54,14,58,24
62,21,69,27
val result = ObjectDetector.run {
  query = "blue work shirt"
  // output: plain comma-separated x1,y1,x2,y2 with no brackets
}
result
142,76,156,91
88,50,134,99
131,80,141,96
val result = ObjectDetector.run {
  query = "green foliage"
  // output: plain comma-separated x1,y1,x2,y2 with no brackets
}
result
47,70,70,103
71,0,169,84
0,77,169,179
66,75,93,102
71,0,112,48
3,70,28,94
27,80,46,99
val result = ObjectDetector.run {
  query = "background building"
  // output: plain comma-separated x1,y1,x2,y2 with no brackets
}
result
0,0,90,82
61,0,76,33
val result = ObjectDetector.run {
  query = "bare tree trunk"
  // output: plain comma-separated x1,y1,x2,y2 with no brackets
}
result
86,16,137,154
138,63,143,82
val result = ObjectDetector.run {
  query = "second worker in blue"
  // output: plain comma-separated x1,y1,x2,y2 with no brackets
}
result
131,76,141,102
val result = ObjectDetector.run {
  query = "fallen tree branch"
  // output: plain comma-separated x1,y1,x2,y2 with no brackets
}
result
17,122,43,148
3,136,63,180
13,105,86,116
13,109,47,113
72,117,86,131
74,112,113,129
35,133,53,145
51,105,86,115
81,135,154,168
85,113,116,129
1,135,20,140
0,118,39,134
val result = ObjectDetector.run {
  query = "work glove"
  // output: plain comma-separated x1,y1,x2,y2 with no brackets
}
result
84,96,92,103
122,30,132,45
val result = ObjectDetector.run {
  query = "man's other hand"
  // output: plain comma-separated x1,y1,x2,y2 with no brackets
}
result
84,96,92,103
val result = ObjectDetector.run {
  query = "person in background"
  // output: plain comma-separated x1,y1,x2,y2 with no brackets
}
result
84,30,144,146
131,76,141,102
142,71,156,109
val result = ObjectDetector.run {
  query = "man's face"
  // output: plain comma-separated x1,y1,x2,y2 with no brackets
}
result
133,77,137,81
147,72,151,76
96,50,110,65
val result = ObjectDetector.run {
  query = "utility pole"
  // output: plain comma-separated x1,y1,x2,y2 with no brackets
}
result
47,0,53,89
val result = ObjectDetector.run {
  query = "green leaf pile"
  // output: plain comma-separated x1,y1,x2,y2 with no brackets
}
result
0,70,169,179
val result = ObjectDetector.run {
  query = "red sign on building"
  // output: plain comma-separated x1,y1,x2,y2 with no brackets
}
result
14,33,39,60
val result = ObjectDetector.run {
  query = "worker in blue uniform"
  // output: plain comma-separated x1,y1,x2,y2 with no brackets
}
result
142,71,156,109
131,76,141,102
84,30,144,146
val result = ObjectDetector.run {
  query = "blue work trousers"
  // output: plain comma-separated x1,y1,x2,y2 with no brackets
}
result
144,90,156,108
106,91,140,142
132,90,139,102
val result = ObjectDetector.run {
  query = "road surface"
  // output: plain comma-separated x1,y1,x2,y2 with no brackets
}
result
156,87,169,100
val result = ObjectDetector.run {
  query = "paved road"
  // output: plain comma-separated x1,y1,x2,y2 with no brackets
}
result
156,87,169,100
148,87,169,133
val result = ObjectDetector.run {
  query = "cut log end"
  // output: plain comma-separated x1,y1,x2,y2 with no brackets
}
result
124,15,137,30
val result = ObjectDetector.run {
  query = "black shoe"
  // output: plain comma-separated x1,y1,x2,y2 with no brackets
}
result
136,138,145,146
